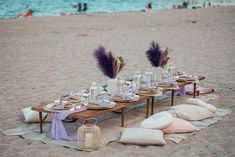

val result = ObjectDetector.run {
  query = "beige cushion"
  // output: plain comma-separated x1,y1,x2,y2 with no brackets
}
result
139,111,173,129
185,98,217,113
167,109,191,121
119,128,166,145
166,104,213,121
162,118,199,134
22,107,52,123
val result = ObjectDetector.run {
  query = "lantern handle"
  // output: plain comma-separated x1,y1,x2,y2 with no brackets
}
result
83,118,98,126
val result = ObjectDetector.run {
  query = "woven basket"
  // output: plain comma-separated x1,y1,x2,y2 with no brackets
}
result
77,118,101,149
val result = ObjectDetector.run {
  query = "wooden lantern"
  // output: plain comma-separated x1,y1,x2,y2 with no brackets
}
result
77,118,101,149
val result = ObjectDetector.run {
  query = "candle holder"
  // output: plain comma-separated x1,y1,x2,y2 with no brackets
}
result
77,118,101,150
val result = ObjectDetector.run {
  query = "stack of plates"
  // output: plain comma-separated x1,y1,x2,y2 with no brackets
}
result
156,82,175,88
112,95,139,102
85,102,116,110
44,102,72,112
138,88,159,95
177,75,198,82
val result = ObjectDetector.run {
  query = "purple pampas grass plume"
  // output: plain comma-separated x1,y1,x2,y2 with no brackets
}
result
94,46,115,79
146,41,162,67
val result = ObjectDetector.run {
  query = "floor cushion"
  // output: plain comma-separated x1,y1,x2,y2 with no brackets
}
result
166,109,191,121
119,128,166,145
166,104,213,121
162,117,199,134
139,111,173,129
185,98,216,112
22,107,52,123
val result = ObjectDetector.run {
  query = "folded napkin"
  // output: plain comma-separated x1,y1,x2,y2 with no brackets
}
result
125,86,134,96
177,87,186,96
59,95,70,101
96,94,114,108
120,86,136,100
163,77,175,85
49,102,65,110
187,75,198,81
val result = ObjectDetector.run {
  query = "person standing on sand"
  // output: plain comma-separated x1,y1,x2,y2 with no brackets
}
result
72,3,82,13
78,3,82,13
83,3,88,13
208,0,211,6
146,2,152,12
182,0,189,8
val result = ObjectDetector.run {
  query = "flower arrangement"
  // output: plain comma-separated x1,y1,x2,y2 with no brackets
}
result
146,41,170,68
94,46,125,79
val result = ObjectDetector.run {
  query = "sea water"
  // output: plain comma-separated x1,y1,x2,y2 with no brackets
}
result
0,0,234,19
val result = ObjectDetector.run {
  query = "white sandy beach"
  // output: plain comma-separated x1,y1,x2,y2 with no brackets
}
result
0,6,235,157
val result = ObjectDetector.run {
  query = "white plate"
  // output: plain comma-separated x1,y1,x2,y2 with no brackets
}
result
113,95,139,102
86,102,116,110
44,102,70,112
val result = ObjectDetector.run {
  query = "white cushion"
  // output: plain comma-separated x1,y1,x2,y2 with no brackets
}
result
22,107,52,123
119,128,166,145
185,98,216,112
140,111,173,129
167,104,213,121
162,117,199,134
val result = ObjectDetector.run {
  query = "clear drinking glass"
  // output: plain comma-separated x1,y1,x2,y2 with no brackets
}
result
133,70,141,90
151,67,157,82
144,69,152,88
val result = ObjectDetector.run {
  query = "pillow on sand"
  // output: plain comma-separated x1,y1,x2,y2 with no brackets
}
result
139,111,173,129
162,117,199,134
185,98,216,113
119,128,166,145
166,109,191,121
22,107,52,123
166,104,213,121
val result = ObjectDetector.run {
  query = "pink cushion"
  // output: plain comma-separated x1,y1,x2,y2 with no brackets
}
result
167,110,191,121
166,104,213,121
162,118,199,134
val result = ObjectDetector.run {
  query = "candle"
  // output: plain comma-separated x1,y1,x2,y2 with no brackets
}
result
84,133,93,148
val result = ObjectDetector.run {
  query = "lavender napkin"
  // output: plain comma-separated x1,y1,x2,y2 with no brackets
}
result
50,102,64,110
177,86,186,96
51,108,86,141
163,77,175,85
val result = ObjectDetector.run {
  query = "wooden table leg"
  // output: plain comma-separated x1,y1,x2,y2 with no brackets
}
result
151,97,154,115
39,112,43,133
193,83,196,98
146,99,150,118
171,90,175,106
121,108,124,127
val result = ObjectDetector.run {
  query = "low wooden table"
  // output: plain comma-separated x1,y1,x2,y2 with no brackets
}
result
151,75,205,115
32,76,205,133
32,95,152,133
138,91,163,117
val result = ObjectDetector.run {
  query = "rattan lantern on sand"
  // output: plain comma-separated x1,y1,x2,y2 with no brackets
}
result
77,118,101,149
